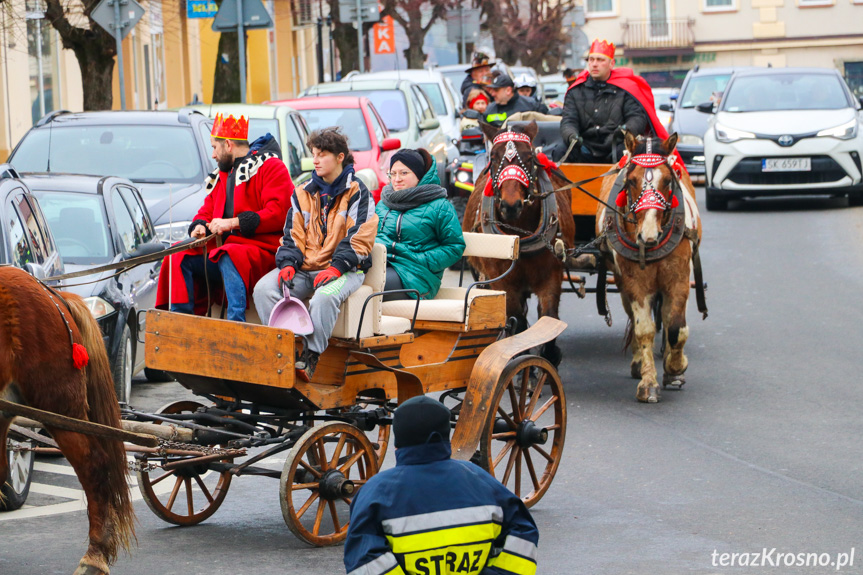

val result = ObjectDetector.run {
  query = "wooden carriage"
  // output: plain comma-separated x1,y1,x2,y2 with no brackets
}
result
139,232,568,545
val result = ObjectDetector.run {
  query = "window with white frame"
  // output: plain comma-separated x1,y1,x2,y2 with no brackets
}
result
703,0,735,11
586,0,616,16
797,0,833,6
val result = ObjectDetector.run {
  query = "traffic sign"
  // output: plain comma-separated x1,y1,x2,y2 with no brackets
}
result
338,0,379,23
187,0,218,19
212,0,273,31
90,0,145,40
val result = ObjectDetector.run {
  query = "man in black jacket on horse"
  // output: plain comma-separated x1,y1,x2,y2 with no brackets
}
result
560,40,648,163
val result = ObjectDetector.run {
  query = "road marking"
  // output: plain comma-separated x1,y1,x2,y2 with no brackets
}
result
33,461,78,476
28,483,85,500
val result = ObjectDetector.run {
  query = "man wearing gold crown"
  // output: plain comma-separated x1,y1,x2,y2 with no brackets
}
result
155,114,293,322
560,39,651,163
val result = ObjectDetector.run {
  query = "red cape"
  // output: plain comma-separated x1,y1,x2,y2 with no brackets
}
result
569,68,686,174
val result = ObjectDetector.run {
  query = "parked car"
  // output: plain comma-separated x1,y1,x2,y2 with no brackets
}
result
666,67,739,176
0,164,62,511
271,96,401,201
301,79,452,185
186,103,314,186
539,74,570,105
352,70,462,146
25,173,164,401
702,67,863,210
8,109,215,245
652,87,679,133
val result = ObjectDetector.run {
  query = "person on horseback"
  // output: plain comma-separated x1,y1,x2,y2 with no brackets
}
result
485,75,546,127
560,40,649,163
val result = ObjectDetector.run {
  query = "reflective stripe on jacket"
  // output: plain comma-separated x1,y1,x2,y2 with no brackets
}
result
344,441,538,575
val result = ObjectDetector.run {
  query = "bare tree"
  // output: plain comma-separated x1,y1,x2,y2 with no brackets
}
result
476,0,574,73
34,0,118,110
381,0,449,69
212,0,240,102
326,0,375,76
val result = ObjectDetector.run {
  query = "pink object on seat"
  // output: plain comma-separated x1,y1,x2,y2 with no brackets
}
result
268,283,313,335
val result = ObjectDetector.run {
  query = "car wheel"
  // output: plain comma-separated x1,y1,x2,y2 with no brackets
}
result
111,325,133,404
705,188,728,212
144,367,173,382
1,436,35,511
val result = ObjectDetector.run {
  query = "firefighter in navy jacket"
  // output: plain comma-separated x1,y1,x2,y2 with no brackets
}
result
344,396,539,575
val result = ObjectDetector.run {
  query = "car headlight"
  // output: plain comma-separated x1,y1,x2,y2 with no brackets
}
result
715,123,755,143
816,119,858,140
84,296,116,319
155,221,193,244
679,134,703,147
456,170,471,183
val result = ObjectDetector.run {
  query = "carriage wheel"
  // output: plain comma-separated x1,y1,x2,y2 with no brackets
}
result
1,435,34,511
136,400,233,526
480,356,566,508
280,422,378,546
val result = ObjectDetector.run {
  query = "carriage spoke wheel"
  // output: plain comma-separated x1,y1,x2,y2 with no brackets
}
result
480,356,566,508
137,400,233,526
280,422,378,546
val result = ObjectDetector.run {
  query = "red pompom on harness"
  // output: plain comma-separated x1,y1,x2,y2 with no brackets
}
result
72,343,90,370
535,152,558,175
483,176,494,197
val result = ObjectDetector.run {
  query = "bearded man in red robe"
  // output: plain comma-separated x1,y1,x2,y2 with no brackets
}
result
155,114,293,321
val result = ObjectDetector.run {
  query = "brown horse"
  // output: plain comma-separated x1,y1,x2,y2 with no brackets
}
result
464,121,575,366
0,266,134,574
596,132,703,403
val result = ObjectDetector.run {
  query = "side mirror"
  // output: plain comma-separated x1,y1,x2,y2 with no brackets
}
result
659,103,673,112
418,117,440,131
124,240,164,261
462,109,480,120
696,101,715,114
300,157,315,172
381,138,401,152
355,168,379,192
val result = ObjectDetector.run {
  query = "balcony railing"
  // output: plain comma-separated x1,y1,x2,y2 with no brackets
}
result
621,18,695,56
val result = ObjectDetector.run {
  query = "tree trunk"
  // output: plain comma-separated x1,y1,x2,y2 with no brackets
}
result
213,31,241,103
332,19,359,76
72,39,117,111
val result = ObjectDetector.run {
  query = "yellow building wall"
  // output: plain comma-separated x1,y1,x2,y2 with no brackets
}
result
164,0,190,107
199,20,220,104
247,29,271,103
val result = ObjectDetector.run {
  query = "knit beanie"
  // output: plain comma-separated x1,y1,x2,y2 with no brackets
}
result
393,396,452,448
390,149,428,181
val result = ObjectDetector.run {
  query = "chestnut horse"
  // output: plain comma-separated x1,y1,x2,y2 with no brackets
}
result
596,132,704,403
464,121,575,366
0,266,134,574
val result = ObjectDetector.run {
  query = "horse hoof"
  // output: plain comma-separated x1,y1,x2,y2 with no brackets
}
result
630,361,642,379
663,373,686,389
637,386,661,403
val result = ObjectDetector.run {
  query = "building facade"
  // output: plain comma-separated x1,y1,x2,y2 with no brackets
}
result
579,0,863,92
0,0,319,162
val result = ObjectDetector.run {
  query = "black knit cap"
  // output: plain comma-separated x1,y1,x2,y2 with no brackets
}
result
393,396,452,448
390,149,428,181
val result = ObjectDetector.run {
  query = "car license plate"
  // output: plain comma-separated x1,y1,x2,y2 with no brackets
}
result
762,158,811,172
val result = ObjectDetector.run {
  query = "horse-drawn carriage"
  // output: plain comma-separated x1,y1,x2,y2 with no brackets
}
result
2,230,569,573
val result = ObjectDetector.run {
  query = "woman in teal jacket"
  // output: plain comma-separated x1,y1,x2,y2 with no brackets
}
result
377,149,466,300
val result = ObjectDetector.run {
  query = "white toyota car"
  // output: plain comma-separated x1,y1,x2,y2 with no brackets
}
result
702,67,863,210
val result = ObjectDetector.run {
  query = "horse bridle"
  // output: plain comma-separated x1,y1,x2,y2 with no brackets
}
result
617,140,681,223
489,130,540,202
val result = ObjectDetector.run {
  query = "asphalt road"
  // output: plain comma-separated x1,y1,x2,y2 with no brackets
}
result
3,189,863,575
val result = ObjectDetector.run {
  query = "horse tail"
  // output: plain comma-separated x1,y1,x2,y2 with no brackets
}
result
0,282,22,385
62,292,136,560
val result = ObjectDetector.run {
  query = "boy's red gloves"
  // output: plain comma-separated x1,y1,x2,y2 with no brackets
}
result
314,266,342,288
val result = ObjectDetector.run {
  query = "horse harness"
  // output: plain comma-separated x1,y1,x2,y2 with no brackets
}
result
478,130,562,256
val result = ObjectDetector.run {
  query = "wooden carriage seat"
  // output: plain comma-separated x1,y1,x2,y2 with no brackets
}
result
331,243,412,339
380,232,517,332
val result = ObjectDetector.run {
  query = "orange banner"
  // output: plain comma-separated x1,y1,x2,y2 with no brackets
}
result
373,16,395,54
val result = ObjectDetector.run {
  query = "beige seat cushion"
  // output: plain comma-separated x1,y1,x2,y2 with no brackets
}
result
332,285,375,339
462,232,519,260
378,315,412,336
381,287,506,324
